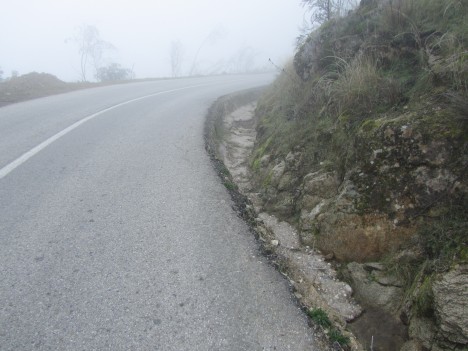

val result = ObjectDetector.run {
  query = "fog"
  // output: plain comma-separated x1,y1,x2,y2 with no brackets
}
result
0,0,307,82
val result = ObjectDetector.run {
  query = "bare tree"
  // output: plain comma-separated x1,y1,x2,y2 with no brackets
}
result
301,0,358,25
67,25,115,82
170,40,184,77
228,46,258,73
189,26,227,76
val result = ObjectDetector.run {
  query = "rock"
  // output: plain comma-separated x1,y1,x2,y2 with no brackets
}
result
268,193,295,217
395,249,422,265
270,161,286,186
324,252,334,261
346,262,403,312
364,262,385,271
408,317,436,350
302,171,340,199
400,340,423,351
333,180,360,213
277,173,292,191
270,239,279,247
375,273,404,288
433,264,468,345
303,200,326,222
413,166,457,194
300,194,322,211
310,210,416,262
285,151,302,169
259,154,270,167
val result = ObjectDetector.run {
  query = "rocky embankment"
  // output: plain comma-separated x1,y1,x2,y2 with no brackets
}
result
206,0,467,349
206,89,467,351
205,90,364,350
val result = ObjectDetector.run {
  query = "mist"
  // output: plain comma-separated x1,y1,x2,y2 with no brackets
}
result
0,0,306,82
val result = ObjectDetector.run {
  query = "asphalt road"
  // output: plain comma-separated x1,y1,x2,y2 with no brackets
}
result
0,75,319,350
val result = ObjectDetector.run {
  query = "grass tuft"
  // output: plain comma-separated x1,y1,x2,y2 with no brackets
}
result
307,308,332,328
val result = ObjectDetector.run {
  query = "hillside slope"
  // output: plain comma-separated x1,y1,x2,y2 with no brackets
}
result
250,0,467,349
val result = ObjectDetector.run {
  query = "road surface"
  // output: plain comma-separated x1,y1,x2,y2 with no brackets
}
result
0,75,318,350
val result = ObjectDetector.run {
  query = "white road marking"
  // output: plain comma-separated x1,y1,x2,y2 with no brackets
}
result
0,84,209,180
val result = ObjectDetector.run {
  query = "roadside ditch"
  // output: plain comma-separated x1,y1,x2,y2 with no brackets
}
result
204,88,364,351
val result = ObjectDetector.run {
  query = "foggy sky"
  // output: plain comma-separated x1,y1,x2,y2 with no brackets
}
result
0,0,307,81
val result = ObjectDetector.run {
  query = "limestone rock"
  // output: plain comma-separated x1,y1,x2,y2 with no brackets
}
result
259,154,270,167
268,193,295,217
346,262,403,312
409,317,436,349
375,273,404,288
433,265,468,345
277,173,292,191
302,171,340,199
400,340,423,351
285,151,302,169
270,161,286,186
300,194,323,211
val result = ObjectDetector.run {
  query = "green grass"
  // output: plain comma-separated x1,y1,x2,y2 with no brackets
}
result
306,308,350,347
329,328,350,346
223,180,237,191
414,275,435,317
307,308,332,328
419,212,468,265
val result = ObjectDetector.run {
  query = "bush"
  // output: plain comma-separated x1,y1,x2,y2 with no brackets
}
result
96,63,133,82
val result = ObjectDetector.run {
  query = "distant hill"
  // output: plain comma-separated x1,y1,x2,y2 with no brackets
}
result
0,72,93,107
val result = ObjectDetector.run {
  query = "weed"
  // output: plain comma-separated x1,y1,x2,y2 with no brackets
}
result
251,158,261,171
414,275,435,317
218,164,230,177
307,308,332,329
383,255,423,291
262,171,273,188
223,181,237,191
329,328,350,346
419,211,468,266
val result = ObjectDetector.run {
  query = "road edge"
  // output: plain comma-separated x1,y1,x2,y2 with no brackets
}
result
204,88,343,351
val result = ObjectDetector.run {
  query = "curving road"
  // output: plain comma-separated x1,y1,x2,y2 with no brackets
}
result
0,75,318,350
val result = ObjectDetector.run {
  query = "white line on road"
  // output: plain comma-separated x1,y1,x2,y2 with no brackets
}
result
0,84,210,180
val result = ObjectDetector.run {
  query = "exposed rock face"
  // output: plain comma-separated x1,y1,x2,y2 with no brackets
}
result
243,0,467,349
254,113,465,262
433,265,468,345
354,120,466,222
400,340,423,351
209,96,365,348
345,262,404,312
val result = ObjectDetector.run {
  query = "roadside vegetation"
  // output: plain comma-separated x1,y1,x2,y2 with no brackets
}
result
250,0,467,349
0,72,91,107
